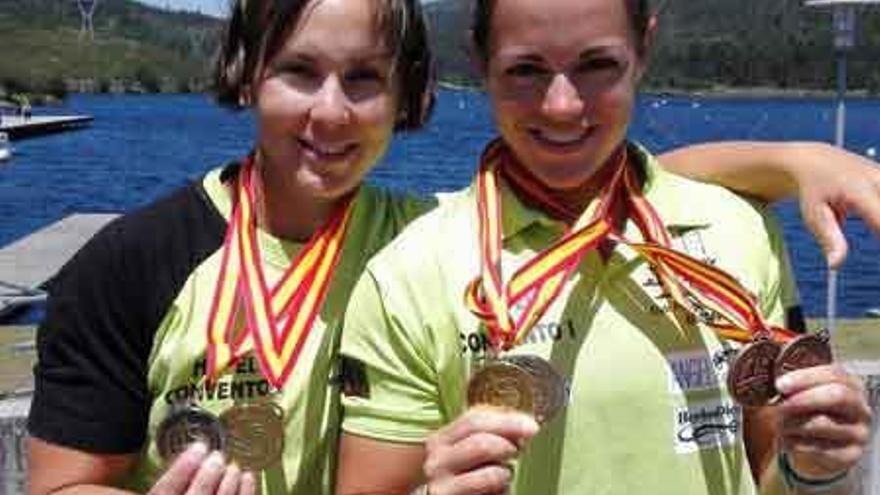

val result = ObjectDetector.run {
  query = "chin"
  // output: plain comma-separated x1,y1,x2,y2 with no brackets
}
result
304,174,362,201
526,156,604,190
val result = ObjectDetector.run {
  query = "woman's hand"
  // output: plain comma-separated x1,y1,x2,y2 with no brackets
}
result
660,141,880,268
787,143,880,269
422,408,539,495
775,364,873,480
148,443,256,495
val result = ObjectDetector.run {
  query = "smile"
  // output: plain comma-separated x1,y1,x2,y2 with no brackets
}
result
298,138,358,161
528,127,592,152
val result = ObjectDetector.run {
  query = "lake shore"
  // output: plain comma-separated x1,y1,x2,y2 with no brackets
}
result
437,80,880,99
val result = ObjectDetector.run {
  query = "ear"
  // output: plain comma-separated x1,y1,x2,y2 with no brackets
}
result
635,14,658,82
239,83,254,107
643,14,658,56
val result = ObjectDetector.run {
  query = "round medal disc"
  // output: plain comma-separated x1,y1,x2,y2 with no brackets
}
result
220,401,285,471
726,339,782,407
467,360,534,415
774,330,832,378
156,406,226,463
504,355,567,424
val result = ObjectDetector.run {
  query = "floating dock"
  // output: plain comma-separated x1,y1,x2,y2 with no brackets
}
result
0,115,93,139
0,213,117,319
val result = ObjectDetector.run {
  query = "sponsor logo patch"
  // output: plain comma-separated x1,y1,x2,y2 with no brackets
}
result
673,400,741,454
667,351,721,393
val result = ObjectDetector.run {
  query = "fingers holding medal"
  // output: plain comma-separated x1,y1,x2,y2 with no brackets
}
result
157,405,227,463
728,330,834,407
157,401,285,474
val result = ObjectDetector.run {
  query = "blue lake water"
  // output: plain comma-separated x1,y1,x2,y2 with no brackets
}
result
1,91,879,317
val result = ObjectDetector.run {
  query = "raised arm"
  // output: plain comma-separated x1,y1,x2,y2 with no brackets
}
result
659,141,880,268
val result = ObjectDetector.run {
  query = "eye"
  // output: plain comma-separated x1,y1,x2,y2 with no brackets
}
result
345,67,384,83
342,65,390,102
575,57,623,73
275,60,318,79
504,63,549,78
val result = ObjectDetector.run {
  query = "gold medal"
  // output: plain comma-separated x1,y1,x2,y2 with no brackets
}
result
504,355,567,424
220,400,285,471
156,405,226,463
467,359,534,415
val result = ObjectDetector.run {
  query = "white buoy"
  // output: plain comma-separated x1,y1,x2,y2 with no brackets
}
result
867,147,877,159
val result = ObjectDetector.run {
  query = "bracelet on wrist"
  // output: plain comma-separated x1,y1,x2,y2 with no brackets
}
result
778,452,852,494
410,484,429,495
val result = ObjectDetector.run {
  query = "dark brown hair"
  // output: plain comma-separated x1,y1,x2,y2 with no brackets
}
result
214,0,435,130
471,0,653,62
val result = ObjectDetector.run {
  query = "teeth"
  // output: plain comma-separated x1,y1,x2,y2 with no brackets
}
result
534,129,587,145
301,140,353,156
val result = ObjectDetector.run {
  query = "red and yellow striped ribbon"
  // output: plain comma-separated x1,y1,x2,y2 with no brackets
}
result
465,140,795,352
206,156,354,387
465,141,625,349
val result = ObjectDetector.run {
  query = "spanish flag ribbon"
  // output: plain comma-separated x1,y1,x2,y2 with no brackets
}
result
206,156,354,388
465,139,795,352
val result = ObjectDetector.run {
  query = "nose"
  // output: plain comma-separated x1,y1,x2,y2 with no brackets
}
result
541,73,584,122
309,74,352,128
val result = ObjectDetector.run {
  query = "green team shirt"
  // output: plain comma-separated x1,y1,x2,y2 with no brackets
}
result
125,169,432,492
340,144,800,495
29,163,432,494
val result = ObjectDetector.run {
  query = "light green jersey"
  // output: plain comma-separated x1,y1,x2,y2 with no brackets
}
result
340,144,800,494
125,167,432,493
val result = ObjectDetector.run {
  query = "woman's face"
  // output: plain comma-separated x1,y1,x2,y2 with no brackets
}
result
253,0,397,200
485,0,647,190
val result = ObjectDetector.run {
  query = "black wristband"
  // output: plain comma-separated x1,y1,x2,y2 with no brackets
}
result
778,452,851,494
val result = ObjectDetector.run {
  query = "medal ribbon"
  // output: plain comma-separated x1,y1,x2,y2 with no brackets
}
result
206,156,354,388
465,140,796,352
465,141,624,350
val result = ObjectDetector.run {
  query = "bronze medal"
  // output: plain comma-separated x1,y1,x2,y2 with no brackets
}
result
775,330,832,378
467,360,534,415
156,405,226,463
504,355,567,424
727,339,782,407
220,400,285,471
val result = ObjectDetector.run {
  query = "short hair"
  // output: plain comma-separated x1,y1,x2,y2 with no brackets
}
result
214,0,435,131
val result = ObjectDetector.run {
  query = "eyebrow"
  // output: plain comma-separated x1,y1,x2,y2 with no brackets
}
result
498,44,626,65
273,50,391,67
577,46,626,60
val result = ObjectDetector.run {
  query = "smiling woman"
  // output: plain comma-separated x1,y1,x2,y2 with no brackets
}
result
334,0,873,494
26,0,436,493
483,0,648,192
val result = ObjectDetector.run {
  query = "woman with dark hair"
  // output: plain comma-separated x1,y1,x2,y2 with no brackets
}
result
27,0,434,493
25,0,878,493
335,0,873,494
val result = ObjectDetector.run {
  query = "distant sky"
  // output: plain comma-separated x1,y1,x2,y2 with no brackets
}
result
135,0,228,18
134,0,440,19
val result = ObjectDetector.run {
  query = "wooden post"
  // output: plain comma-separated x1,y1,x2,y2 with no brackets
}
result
0,395,31,494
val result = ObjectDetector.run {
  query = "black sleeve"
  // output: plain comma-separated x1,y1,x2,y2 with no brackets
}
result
27,179,227,454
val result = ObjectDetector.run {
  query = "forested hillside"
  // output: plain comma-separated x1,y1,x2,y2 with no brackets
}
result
425,0,880,93
0,0,221,99
2,0,880,100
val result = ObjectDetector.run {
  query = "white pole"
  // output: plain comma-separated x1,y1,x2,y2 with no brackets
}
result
832,4,854,147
